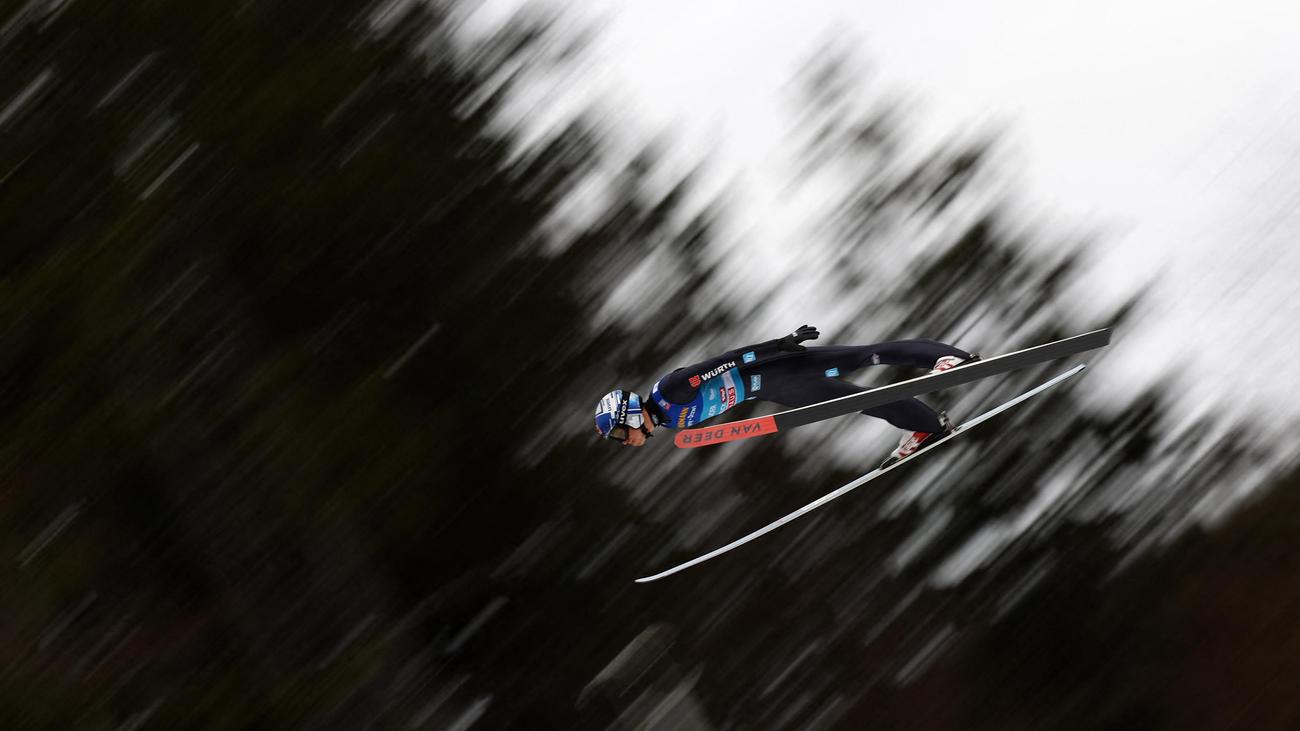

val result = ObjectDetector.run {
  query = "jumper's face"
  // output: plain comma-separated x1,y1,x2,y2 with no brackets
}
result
619,418,653,447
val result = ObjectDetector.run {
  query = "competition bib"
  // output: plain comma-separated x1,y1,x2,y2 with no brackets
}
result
651,368,747,429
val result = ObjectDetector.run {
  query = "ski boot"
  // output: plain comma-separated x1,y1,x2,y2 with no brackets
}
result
930,353,980,373
879,411,955,469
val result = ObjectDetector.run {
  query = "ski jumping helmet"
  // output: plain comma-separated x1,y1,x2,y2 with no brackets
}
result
594,389,645,441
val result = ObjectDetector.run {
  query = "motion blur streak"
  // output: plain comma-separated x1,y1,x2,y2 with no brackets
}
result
1,1,1298,729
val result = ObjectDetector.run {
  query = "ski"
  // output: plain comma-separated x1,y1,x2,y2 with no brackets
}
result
636,364,1086,583
672,328,1109,449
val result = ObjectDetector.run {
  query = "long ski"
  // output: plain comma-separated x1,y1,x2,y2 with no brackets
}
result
673,328,1110,449
637,364,1086,583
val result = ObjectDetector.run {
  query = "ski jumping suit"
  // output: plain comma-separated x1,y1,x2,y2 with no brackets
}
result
648,336,973,433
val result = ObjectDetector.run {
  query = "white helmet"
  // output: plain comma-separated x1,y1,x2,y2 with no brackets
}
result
594,390,645,441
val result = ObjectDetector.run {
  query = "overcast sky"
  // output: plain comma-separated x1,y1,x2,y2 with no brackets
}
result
471,0,1300,427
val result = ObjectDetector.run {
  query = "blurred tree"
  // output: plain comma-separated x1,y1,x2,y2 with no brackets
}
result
0,0,725,727
1,3,1293,730
878,465,1300,731
643,51,1292,730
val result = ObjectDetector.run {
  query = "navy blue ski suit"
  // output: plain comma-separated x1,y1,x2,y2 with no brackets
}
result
647,337,973,433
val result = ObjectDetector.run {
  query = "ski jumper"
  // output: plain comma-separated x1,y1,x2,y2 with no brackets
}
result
649,337,973,433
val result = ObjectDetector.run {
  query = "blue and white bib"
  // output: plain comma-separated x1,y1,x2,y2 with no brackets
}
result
651,368,748,429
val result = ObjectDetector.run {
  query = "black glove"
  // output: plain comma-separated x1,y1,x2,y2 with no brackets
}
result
778,324,820,352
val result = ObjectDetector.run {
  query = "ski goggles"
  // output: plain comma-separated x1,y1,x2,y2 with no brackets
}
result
602,392,646,442
607,424,651,443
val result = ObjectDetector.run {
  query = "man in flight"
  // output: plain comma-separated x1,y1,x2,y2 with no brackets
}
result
594,325,978,467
